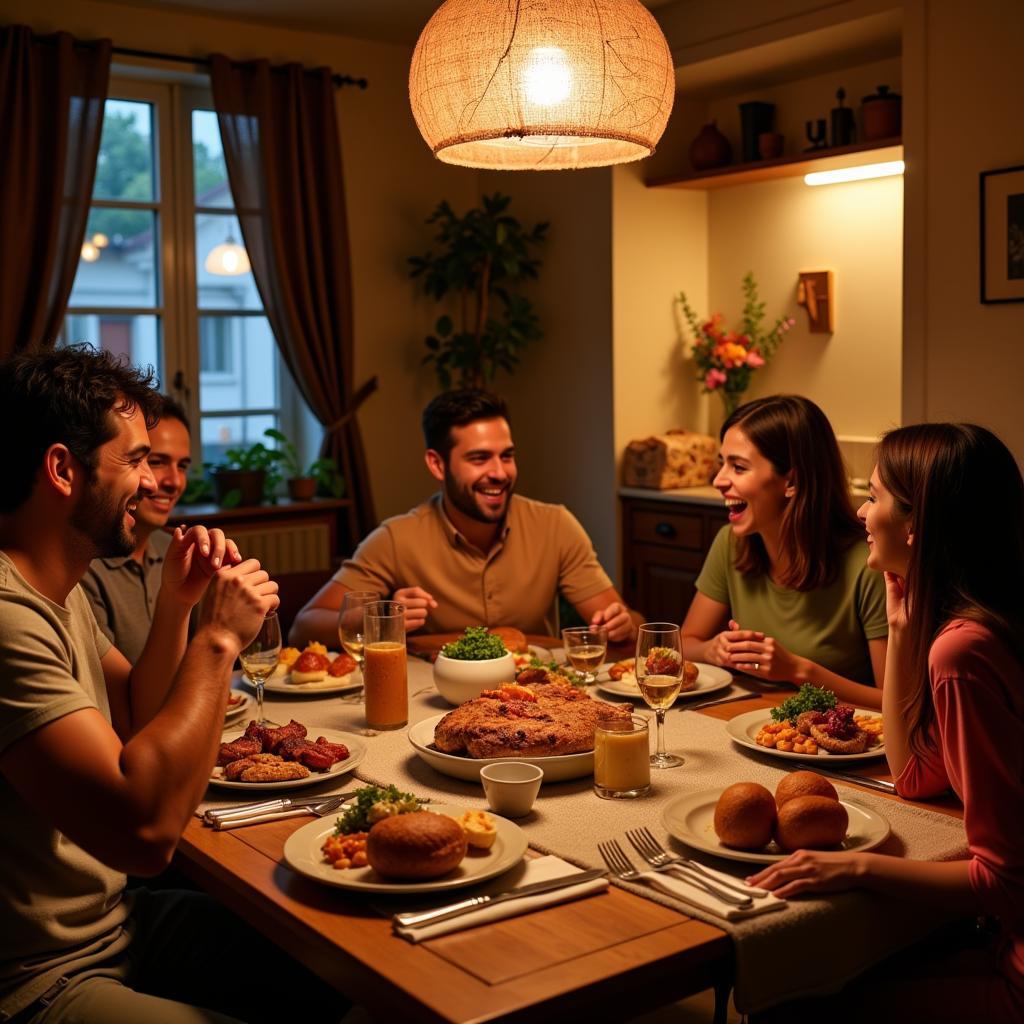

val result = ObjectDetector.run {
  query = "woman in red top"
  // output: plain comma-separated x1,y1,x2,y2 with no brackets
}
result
749,423,1024,1022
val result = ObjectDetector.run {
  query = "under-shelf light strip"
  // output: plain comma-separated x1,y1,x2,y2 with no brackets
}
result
804,160,905,186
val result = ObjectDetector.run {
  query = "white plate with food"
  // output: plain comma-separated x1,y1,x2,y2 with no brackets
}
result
210,726,365,790
662,788,890,865
238,651,361,696
725,707,886,763
283,803,528,893
597,661,733,701
224,691,251,722
408,714,594,783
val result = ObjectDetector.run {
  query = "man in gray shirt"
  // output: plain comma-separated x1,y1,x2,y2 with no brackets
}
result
81,395,192,664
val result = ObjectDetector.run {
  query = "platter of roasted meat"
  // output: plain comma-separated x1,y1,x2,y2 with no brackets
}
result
211,719,365,789
408,682,632,782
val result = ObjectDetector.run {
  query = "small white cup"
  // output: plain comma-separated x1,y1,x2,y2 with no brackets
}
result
480,762,544,818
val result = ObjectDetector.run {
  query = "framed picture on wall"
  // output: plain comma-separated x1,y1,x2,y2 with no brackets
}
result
980,164,1024,303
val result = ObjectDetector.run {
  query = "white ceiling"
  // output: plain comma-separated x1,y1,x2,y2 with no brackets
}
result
105,0,680,46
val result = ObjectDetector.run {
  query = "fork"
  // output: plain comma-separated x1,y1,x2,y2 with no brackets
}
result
626,827,768,898
598,840,752,908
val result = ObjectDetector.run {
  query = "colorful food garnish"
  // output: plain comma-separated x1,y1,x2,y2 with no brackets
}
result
644,646,680,676
770,683,838,723
334,784,420,835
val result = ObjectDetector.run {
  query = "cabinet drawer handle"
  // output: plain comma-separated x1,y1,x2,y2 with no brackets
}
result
654,522,677,538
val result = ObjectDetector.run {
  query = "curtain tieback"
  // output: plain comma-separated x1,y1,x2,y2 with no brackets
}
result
323,376,378,436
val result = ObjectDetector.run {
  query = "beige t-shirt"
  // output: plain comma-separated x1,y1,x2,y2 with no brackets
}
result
0,552,130,1018
333,493,613,635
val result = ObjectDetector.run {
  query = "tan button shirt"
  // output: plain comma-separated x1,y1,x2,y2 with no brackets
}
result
333,493,613,636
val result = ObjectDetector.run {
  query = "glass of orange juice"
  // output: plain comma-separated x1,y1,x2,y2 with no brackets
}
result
593,715,651,799
363,601,408,730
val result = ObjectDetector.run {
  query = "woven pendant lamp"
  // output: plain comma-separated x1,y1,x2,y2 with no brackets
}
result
409,0,675,170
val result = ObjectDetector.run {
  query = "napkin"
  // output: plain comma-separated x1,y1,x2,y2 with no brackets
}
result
393,856,609,943
627,862,786,921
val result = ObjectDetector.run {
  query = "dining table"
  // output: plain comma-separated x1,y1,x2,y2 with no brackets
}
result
174,636,969,1023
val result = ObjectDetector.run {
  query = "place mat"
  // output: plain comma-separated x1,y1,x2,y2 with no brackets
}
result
198,664,969,1013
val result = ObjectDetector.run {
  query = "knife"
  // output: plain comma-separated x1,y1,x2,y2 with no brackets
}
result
393,869,607,929
800,765,897,794
204,792,357,825
212,794,353,830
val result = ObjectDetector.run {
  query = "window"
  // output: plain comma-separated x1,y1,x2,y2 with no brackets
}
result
62,74,318,468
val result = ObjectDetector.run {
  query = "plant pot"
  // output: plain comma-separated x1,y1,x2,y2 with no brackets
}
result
211,469,266,508
861,85,901,140
286,476,317,501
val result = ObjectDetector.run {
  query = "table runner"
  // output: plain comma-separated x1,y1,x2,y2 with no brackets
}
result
200,662,969,1013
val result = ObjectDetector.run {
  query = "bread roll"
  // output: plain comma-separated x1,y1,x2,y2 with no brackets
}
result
775,771,839,808
489,627,528,654
775,795,848,852
680,661,699,692
713,782,777,851
367,811,468,879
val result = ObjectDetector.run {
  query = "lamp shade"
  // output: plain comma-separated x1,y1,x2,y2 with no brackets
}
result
409,0,675,170
205,240,251,276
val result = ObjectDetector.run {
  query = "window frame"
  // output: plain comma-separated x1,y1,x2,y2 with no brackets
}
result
62,64,313,470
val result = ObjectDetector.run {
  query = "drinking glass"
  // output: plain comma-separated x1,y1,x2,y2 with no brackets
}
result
240,613,282,725
363,601,408,730
593,715,651,799
635,622,684,769
561,625,608,685
338,591,377,683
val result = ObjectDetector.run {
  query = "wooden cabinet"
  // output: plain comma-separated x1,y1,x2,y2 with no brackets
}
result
621,493,728,624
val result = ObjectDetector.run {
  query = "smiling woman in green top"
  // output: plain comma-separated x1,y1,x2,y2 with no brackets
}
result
681,395,887,709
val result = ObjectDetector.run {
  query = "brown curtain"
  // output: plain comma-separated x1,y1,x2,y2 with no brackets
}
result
0,25,110,358
209,54,377,539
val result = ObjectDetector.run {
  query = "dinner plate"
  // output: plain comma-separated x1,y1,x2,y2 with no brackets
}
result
224,692,251,722
408,714,593,783
596,662,733,701
725,707,886,763
237,655,361,696
661,788,891,865
209,727,365,791
283,803,528,893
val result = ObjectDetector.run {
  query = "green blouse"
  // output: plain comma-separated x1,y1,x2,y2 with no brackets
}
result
694,526,888,686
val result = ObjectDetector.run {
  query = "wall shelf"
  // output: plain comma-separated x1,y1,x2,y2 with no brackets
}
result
647,137,902,191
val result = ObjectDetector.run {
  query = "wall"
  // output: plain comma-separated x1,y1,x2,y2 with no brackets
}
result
478,168,619,571
0,0,479,523
904,0,1024,459
704,57,904,440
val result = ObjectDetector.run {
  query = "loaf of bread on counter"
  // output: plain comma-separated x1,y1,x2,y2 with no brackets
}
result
622,430,717,489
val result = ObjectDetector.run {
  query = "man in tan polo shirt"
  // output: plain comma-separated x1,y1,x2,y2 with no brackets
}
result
291,389,641,645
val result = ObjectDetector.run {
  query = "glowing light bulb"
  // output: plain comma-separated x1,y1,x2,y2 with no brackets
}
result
91,232,109,248
522,46,572,107
81,241,100,262
204,240,251,276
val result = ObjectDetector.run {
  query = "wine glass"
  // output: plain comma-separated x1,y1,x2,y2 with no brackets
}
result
561,625,608,685
240,613,282,725
635,622,685,769
338,591,377,692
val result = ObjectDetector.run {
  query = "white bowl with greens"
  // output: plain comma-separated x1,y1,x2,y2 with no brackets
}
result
433,627,517,706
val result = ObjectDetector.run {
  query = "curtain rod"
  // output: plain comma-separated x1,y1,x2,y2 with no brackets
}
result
111,45,369,90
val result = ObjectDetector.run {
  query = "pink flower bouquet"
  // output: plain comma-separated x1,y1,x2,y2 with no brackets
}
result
677,272,794,415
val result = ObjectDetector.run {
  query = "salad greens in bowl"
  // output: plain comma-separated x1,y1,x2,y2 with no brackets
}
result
433,626,517,706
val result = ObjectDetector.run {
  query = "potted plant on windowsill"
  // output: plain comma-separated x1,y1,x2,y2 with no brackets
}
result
210,440,280,508
262,428,345,502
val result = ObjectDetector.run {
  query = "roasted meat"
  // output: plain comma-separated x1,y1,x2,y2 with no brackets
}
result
259,720,308,753
217,737,262,767
434,682,631,758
